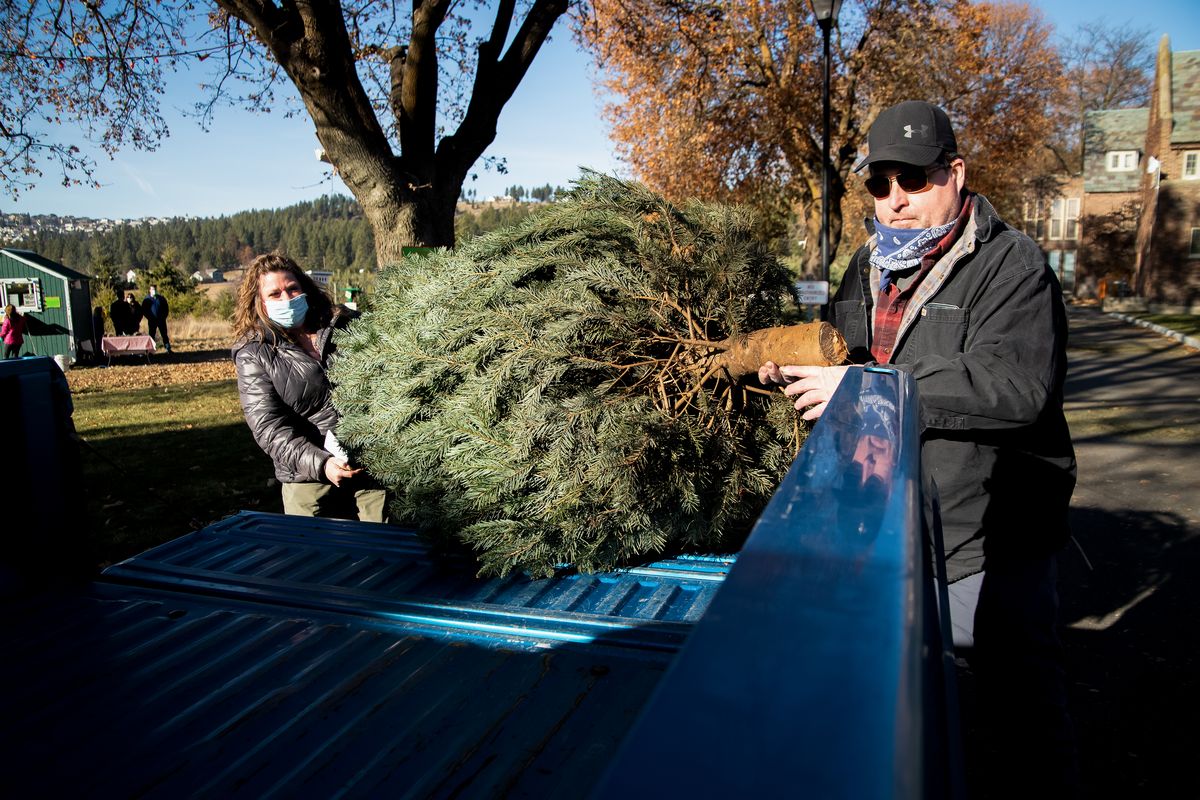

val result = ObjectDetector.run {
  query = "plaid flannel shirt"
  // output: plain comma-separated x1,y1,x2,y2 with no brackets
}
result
870,196,973,364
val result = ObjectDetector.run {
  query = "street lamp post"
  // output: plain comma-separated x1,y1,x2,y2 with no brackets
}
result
809,0,842,320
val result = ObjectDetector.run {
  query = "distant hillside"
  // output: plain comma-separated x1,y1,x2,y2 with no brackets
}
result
2,194,551,276
454,200,540,240
3,195,375,275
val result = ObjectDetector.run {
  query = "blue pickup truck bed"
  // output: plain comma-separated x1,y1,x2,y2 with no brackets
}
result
3,512,730,798
1,357,957,799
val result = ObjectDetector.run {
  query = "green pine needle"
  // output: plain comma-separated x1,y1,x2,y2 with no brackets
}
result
330,171,803,577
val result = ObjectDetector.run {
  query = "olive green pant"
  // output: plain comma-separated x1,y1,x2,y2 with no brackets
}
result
281,481,388,523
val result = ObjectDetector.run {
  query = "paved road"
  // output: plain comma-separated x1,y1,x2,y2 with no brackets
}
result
1058,307,1198,797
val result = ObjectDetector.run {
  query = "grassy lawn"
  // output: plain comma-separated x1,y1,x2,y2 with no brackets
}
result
1137,313,1200,338
74,377,281,568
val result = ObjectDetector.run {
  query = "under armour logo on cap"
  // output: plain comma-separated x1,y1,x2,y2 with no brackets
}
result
855,100,958,173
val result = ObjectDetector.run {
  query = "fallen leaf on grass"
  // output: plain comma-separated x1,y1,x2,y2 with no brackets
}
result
67,352,236,393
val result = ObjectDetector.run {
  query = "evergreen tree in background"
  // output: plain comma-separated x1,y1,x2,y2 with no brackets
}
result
4,192,576,281
4,195,379,275
529,183,561,202
330,172,841,577
87,239,124,293
144,244,191,294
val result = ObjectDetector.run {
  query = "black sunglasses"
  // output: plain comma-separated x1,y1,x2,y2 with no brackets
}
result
864,165,948,199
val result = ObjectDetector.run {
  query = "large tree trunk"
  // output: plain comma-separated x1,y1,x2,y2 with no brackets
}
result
352,174,461,264
218,0,568,264
800,167,847,280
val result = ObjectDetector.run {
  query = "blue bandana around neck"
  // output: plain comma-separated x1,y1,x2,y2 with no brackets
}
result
869,218,957,290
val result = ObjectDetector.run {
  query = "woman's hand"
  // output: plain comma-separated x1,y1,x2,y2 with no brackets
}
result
324,457,363,487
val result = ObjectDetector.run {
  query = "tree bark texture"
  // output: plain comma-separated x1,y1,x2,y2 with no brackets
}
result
214,0,568,264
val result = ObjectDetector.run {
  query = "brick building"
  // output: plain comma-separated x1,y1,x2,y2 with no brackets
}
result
1023,37,1199,311
1022,173,1085,296
1132,40,1200,309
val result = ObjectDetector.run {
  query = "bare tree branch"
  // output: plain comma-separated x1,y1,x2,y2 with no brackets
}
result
2,0,573,258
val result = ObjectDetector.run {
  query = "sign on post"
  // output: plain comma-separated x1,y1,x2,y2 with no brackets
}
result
795,280,830,305
306,270,334,288
401,246,438,259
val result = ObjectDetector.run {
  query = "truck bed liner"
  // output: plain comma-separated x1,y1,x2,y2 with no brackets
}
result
1,512,731,799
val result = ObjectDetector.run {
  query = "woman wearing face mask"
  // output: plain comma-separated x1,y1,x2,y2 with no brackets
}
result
232,252,387,521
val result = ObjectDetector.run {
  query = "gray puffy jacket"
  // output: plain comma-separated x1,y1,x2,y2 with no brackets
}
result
233,308,356,484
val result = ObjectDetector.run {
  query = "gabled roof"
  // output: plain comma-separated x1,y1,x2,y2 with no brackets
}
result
1,248,92,282
1170,50,1200,145
1083,109,1149,193
1085,108,1149,149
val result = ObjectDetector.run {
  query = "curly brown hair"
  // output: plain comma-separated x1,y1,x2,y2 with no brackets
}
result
232,252,334,344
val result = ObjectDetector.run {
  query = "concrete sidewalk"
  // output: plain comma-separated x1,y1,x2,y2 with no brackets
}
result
1058,306,1198,797
1106,311,1200,352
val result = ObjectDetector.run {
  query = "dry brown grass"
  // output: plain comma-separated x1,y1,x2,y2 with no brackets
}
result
170,315,234,340
68,316,236,394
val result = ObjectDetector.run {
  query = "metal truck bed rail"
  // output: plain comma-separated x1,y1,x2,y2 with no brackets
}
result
594,365,960,797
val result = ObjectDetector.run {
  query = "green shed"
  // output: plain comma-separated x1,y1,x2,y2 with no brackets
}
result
0,248,94,364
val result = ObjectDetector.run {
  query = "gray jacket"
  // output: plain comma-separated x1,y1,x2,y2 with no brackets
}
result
832,194,1076,582
233,308,355,484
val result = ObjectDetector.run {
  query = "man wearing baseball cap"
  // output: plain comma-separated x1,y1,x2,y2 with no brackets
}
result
760,100,1078,794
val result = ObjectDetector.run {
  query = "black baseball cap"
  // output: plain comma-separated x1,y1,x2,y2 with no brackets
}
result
853,100,958,173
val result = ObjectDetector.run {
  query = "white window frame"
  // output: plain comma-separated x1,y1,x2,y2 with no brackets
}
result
1051,196,1089,241
1049,199,1064,240
1107,150,1139,172
1061,250,1077,292
1046,250,1078,292
1023,199,1045,240
1183,151,1200,179
1,278,43,313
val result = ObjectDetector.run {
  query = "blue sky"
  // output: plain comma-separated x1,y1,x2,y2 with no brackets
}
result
5,1,1199,220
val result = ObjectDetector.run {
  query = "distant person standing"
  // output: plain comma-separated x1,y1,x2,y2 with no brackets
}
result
126,292,144,335
109,296,131,336
92,306,106,355
142,285,171,352
1,304,26,358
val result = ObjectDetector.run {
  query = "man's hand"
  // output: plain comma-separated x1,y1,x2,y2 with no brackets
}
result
324,457,363,487
758,362,850,421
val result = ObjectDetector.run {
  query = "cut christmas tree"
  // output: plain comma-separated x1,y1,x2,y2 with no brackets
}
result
330,172,846,577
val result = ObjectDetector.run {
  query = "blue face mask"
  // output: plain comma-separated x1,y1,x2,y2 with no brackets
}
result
264,294,309,329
